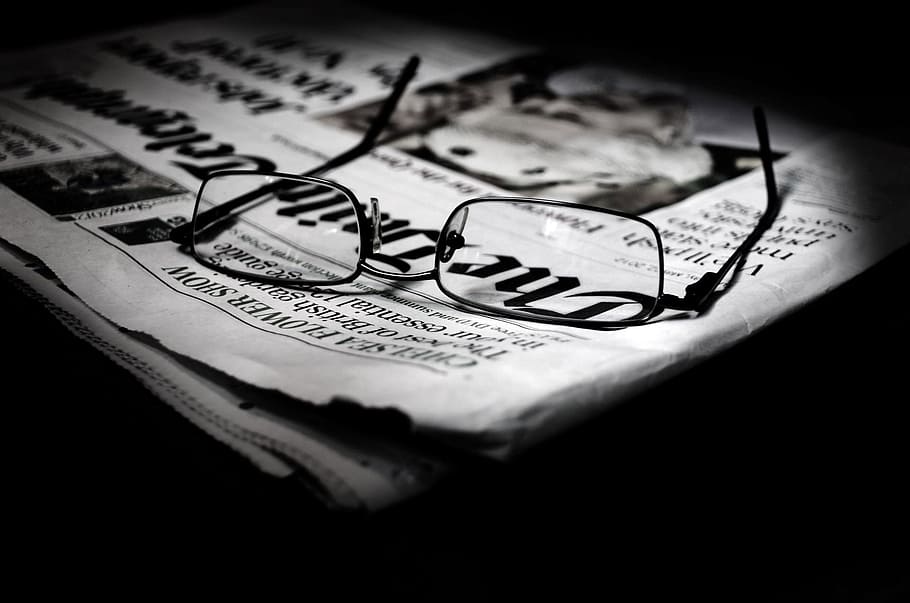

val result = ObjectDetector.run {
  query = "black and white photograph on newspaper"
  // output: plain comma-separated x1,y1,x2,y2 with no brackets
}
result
322,54,783,215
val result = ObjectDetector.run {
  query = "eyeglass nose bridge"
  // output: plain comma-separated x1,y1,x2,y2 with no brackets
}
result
359,196,435,282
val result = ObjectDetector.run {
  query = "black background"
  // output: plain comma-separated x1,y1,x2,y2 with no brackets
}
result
3,1,909,598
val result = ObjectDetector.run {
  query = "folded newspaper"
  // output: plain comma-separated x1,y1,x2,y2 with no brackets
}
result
2,0,908,510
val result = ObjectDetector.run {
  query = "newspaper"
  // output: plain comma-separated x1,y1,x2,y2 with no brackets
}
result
0,241,453,510
2,2,909,486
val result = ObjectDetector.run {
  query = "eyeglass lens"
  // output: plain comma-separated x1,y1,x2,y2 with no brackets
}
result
437,199,662,322
191,173,362,284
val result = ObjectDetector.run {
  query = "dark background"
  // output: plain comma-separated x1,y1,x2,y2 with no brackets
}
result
4,1,908,598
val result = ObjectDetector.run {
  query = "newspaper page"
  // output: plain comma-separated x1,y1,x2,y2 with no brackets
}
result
2,1,909,466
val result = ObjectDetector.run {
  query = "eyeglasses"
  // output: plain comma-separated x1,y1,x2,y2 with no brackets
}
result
170,55,781,328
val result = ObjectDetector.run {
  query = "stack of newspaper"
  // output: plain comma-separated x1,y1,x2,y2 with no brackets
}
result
2,0,909,510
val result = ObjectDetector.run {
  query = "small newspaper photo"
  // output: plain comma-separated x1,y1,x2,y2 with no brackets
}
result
2,0,909,510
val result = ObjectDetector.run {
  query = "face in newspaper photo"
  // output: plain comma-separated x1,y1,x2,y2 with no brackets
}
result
322,54,768,214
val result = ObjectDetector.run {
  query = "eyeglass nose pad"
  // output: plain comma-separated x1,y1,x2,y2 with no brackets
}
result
440,207,469,263
369,197,382,253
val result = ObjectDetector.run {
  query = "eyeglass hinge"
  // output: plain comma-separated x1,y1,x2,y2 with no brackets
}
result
169,222,191,245
661,272,720,311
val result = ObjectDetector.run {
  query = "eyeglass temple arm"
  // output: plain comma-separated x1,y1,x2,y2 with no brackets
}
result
169,55,421,245
301,54,421,178
661,106,781,312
